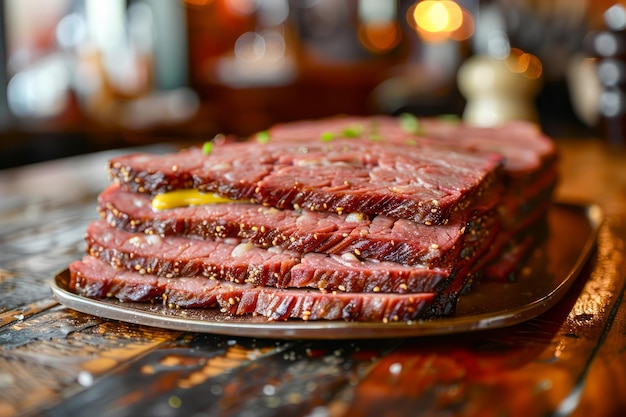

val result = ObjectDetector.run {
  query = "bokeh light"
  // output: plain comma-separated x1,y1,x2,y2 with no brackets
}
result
406,0,473,43
358,21,402,53
413,1,462,33
505,48,543,80
225,0,257,15
450,8,474,41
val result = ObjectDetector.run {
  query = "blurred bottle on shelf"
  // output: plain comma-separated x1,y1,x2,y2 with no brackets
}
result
2,0,619,170
590,3,626,146
184,0,416,136
0,0,200,168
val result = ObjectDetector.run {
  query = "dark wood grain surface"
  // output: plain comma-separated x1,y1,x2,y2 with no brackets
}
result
0,139,624,417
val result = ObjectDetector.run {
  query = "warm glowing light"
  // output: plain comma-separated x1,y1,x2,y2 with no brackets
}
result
415,28,449,43
358,21,402,53
450,8,474,41
505,48,543,80
406,1,473,43
412,1,463,33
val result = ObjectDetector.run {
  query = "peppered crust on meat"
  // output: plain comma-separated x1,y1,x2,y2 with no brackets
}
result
108,139,505,225
70,256,438,322
85,220,453,294
98,184,500,269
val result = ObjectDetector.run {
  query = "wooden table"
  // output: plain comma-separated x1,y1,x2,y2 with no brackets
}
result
1,139,625,417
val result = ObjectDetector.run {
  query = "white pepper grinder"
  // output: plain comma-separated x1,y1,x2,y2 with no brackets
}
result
457,54,542,127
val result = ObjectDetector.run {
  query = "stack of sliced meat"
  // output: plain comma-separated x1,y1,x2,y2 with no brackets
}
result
69,115,557,322
265,115,559,280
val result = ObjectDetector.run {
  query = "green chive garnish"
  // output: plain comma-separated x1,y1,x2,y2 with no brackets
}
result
399,113,420,133
341,123,364,138
320,131,335,142
399,113,427,135
256,130,271,143
202,141,213,155
438,114,461,124
369,120,381,141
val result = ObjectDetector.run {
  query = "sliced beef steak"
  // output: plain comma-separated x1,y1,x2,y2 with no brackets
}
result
267,115,557,178
69,256,438,322
99,185,498,268
265,115,558,276
266,115,559,223
86,220,299,286
108,139,504,224
86,220,453,293
74,115,558,322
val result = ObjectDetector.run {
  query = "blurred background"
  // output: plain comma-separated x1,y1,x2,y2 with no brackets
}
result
0,0,623,168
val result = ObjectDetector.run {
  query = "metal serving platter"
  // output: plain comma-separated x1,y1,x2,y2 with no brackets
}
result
51,202,601,339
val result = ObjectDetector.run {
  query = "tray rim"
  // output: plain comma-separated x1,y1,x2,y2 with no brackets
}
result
50,201,603,339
